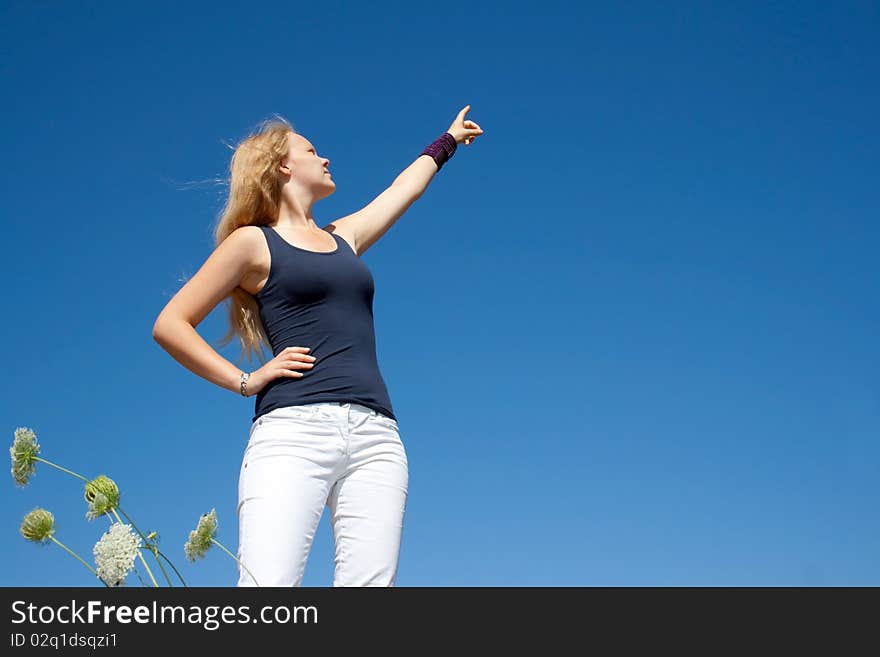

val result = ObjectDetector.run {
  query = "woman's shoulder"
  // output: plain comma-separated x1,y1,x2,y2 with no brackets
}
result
228,224,270,251
233,224,266,239
226,226,271,295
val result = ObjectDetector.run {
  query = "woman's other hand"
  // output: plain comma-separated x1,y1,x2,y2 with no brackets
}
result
244,346,316,397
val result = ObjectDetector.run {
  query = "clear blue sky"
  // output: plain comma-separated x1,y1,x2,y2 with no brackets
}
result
2,1,877,587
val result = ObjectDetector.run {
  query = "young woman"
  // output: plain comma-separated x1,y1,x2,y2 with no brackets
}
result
152,106,484,586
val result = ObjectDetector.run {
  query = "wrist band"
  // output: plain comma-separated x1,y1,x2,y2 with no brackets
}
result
240,371,250,397
421,132,457,170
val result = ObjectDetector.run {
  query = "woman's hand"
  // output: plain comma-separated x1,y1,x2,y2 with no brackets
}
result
244,346,316,397
447,104,484,146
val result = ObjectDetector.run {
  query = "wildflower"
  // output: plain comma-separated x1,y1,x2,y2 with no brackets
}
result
84,475,120,520
21,508,103,582
10,427,40,487
184,509,260,585
184,509,217,562
9,426,88,484
93,522,142,587
86,492,109,520
20,508,54,543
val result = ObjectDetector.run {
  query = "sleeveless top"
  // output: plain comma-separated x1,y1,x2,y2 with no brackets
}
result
251,225,396,424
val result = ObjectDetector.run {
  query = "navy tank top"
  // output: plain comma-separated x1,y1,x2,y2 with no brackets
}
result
251,225,396,424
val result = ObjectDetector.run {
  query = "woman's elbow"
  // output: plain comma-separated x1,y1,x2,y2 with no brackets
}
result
152,314,177,343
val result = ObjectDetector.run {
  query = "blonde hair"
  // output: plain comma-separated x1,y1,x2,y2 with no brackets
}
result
211,114,296,368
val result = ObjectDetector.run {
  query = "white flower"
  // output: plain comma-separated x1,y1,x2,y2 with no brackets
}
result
20,508,55,543
84,475,121,520
184,509,217,562
10,427,40,487
93,522,142,587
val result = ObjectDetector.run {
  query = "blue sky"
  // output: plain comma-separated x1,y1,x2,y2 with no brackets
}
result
2,0,878,587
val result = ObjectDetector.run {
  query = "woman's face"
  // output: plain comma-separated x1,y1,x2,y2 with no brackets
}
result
282,132,335,197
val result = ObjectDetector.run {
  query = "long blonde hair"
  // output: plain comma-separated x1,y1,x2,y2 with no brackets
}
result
211,114,296,367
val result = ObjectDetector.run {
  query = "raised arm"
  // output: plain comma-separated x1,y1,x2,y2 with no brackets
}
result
326,105,484,256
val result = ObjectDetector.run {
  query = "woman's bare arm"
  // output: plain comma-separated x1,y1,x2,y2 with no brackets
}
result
152,226,262,393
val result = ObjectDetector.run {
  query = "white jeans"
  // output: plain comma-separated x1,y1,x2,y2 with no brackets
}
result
236,401,409,587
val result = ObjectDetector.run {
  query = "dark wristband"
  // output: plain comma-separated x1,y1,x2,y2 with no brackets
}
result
421,132,458,170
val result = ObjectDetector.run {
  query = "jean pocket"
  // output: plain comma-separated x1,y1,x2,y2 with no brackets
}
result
250,406,321,444
261,404,324,423
374,413,399,432
309,403,339,423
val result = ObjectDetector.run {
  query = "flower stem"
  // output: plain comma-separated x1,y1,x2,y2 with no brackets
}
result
148,547,174,587
136,551,158,587
132,563,148,587
211,538,260,586
33,457,88,482
157,550,188,586
49,536,109,587
117,506,174,587
111,509,158,587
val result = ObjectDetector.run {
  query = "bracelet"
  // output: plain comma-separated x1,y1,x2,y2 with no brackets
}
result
421,132,458,171
240,371,250,397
